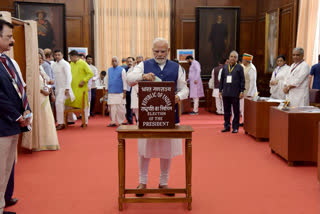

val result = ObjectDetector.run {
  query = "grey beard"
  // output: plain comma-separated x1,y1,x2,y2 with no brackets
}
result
155,58,167,65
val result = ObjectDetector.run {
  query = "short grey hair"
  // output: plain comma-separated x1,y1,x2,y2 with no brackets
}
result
293,47,304,55
152,37,169,48
112,56,119,62
38,48,45,59
229,50,239,59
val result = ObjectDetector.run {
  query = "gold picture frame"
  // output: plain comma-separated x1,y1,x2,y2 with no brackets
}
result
265,8,280,73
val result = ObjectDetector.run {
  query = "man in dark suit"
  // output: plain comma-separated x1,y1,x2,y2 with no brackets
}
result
219,50,245,133
0,19,31,214
124,57,135,124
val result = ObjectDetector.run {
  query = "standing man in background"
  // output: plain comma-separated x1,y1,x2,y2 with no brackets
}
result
209,59,225,114
309,54,320,89
65,50,93,127
283,48,310,107
106,56,127,127
219,50,245,134
186,55,204,115
86,55,99,116
121,58,128,70
52,50,73,130
124,57,135,124
240,53,257,126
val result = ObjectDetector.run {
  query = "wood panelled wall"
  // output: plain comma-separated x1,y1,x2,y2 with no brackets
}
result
171,0,298,96
1,0,93,55
1,0,298,97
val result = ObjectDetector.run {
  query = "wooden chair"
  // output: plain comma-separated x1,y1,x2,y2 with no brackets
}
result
64,91,86,128
102,87,108,116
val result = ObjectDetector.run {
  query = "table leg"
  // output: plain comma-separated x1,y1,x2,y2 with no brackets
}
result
118,139,125,211
185,139,192,210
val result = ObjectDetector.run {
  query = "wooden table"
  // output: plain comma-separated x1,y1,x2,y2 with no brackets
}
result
244,98,282,140
93,88,104,114
116,125,194,210
269,107,320,166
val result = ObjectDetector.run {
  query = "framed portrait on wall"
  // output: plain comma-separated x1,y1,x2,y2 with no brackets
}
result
265,8,280,73
15,1,66,56
67,47,88,60
196,7,240,78
177,49,195,63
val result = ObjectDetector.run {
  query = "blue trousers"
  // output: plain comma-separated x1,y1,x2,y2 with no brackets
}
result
5,162,14,202
125,91,133,124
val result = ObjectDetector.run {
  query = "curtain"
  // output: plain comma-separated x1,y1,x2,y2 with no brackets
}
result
93,0,171,72
21,20,40,150
296,0,320,65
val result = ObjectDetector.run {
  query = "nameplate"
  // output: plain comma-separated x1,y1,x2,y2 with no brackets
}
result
138,81,175,129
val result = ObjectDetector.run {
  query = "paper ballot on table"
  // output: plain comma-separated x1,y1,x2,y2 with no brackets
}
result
226,75,232,83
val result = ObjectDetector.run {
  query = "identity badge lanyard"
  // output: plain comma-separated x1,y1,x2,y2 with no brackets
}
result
228,63,237,74
227,63,236,83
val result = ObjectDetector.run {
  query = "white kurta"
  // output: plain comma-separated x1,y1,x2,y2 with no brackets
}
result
105,68,127,105
127,67,139,109
269,64,290,99
96,78,106,88
208,68,223,98
52,59,73,124
127,61,189,159
244,63,258,97
285,61,310,107
89,64,99,88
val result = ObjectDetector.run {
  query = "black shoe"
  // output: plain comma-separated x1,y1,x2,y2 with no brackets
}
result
189,111,199,115
107,123,117,127
67,121,75,125
221,128,230,132
136,183,146,197
90,112,95,117
5,198,18,207
4,211,16,214
239,123,244,127
159,185,175,196
232,129,238,133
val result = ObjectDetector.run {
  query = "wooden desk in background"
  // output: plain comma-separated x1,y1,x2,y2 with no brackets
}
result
116,125,194,211
244,98,282,140
269,107,320,166
93,88,105,114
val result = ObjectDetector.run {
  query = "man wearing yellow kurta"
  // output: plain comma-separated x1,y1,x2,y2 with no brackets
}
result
65,50,93,127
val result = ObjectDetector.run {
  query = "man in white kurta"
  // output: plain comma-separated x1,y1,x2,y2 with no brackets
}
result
105,57,127,127
127,38,189,196
240,53,257,124
269,55,290,99
186,56,204,115
86,55,99,116
283,48,310,107
52,50,73,130
209,59,225,114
